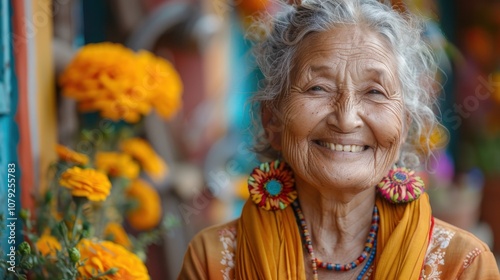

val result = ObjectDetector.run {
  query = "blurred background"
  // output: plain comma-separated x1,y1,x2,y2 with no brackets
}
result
2,0,500,278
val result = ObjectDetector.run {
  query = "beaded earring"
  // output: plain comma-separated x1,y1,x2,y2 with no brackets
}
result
248,159,297,211
376,166,425,204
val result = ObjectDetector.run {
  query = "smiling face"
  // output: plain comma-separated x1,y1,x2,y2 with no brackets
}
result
266,25,406,195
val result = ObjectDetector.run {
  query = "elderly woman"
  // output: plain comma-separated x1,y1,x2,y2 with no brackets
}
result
179,0,500,279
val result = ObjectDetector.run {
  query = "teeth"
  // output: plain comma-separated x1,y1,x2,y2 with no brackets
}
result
317,141,365,153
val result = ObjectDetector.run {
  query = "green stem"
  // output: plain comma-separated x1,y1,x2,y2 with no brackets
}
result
71,197,86,246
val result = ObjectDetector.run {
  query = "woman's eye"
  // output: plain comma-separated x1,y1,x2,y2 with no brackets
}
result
309,86,324,92
368,89,383,95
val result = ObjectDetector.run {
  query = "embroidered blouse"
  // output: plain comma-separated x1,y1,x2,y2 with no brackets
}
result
178,218,500,279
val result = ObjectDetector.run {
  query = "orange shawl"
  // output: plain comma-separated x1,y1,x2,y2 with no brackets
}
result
235,193,432,279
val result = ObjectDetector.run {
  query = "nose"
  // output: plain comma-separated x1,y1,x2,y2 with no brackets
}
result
326,94,363,132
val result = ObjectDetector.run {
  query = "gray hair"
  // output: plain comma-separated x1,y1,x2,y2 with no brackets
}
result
249,0,440,168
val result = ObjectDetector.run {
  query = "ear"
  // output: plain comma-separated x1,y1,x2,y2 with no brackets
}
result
261,104,283,151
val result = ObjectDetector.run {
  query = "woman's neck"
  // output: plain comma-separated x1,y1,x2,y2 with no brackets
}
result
295,179,376,261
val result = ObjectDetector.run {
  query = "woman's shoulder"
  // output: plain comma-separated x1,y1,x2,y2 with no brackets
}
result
190,219,239,246
185,219,239,260
178,219,239,280
431,218,491,252
422,218,499,279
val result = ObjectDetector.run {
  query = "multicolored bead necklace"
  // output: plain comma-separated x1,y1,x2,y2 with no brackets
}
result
291,200,379,280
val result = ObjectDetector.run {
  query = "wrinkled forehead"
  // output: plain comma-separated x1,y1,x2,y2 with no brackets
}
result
291,25,399,84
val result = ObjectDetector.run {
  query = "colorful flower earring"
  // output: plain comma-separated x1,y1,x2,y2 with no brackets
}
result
376,166,425,204
248,159,297,211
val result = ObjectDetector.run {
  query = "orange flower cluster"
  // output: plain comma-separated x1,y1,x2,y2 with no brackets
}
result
95,152,140,180
104,222,132,249
59,43,182,123
77,239,149,280
126,180,162,231
121,138,167,180
59,167,112,201
136,51,183,120
35,234,62,257
56,144,89,166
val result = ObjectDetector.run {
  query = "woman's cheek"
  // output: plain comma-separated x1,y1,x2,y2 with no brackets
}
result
365,101,404,148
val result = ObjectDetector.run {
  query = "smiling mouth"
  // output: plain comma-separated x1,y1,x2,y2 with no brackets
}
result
315,141,369,153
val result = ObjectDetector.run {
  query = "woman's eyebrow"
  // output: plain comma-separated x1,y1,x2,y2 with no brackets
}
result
362,67,389,79
310,64,332,73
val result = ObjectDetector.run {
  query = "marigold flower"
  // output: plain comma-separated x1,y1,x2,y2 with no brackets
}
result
136,51,183,120
59,167,112,202
79,93,152,123
77,239,149,280
95,152,140,179
36,234,62,257
56,144,89,165
126,179,162,231
121,138,167,180
59,43,152,123
59,43,182,123
104,222,132,249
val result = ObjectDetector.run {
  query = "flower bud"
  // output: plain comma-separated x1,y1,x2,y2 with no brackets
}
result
109,267,119,275
68,247,80,263
19,241,31,255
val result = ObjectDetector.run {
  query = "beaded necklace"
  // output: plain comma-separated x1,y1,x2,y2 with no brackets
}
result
291,200,379,280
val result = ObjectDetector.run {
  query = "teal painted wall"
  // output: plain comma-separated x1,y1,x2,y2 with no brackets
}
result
1,0,21,277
